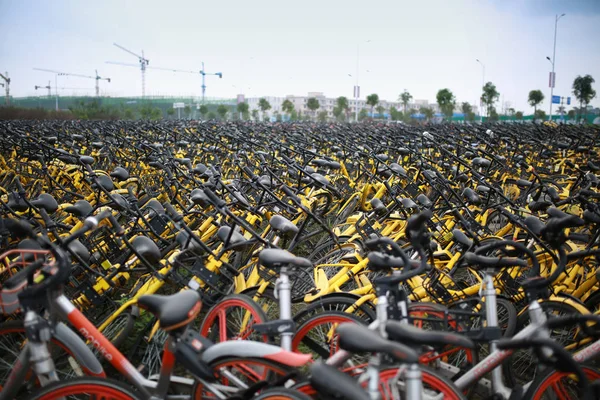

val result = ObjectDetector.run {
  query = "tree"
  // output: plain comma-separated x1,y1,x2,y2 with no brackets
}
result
466,112,476,122
436,89,456,121
166,108,175,119
333,106,344,121
251,109,259,121
336,96,349,120
237,102,249,120
481,82,500,117
375,105,385,119
390,106,400,121
528,90,545,114
399,90,412,114
508,108,516,120
358,108,368,121
217,105,229,120
282,99,294,118
290,109,298,121
515,111,524,121
307,97,320,119
572,75,596,122
199,105,208,119
258,98,271,119
366,94,379,119
317,111,328,122
184,105,191,118
206,111,217,120
567,109,576,120
461,102,473,122
534,109,547,121
423,108,434,122
489,107,499,122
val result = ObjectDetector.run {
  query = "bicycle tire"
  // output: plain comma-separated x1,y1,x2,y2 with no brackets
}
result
295,294,377,325
198,293,269,343
192,357,296,399
24,376,141,400
253,387,313,400
504,299,585,386
292,311,365,363
524,365,600,399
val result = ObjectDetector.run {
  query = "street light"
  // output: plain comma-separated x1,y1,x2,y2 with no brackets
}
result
476,59,485,122
548,13,566,121
354,40,371,122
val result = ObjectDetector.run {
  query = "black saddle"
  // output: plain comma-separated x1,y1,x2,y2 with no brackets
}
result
64,200,93,218
110,167,130,182
138,290,202,332
131,236,161,266
269,215,299,236
217,226,253,250
259,248,312,270
32,193,59,214
385,320,475,350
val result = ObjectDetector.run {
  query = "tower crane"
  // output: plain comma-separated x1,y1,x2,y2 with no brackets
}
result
35,81,52,97
131,62,222,102
34,68,111,109
0,72,10,105
107,43,149,97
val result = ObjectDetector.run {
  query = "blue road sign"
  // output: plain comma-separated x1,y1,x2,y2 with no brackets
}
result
552,95,561,104
567,97,571,105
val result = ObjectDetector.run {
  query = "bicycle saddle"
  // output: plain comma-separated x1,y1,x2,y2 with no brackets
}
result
389,163,407,177
336,323,419,363
258,175,272,187
110,167,130,182
401,198,418,209
416,194,432,208
587,161,600,172
31,193,58,214
368,252,419,271
370,198,388,214
311,159,328,167
516,179,532,188
452,229,473,248
583,210,600,224
377,154,389,162
525,216,545,236
462,188,481,206
476,185,491,194
310,173,329,187
528,200,552,213
131,236,161,266
79,155,94,165
309,361,370,400
17,238,42,262
64,200,93,218
68,239,91,263
93,175,115,192
472,157,491,168
217,226,252,250
138,290,202,332
7,193,28,213
259,248,312,270
385,320,475,350
327,161,341,170
269,215,299,236
193,163,208,175
190,189,211,209
176,231,204,253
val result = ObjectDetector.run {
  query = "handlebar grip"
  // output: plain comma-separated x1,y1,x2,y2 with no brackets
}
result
4,259,45,290
14,178,25,193
464,253,528,268
281,185,300,202
565,160,575,168
202,188,227,208
4,219,35,238
107,214,124,236
164,202,183,222
406,209,433,233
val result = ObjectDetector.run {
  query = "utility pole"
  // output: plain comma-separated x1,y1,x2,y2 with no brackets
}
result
0,72,11,105
548,13,566,121
476,59,485,122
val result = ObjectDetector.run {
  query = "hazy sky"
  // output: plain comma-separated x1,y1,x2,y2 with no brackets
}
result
1,0,599,113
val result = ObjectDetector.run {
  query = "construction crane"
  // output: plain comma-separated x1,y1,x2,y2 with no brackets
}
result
107,43,149,98
137,62,222,102
33,68,111,109
0,72,10,105
35,81,52,97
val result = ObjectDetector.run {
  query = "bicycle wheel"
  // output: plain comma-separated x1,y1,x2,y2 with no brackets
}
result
292,311,366,365
525,365,600,399
192,357,296,399
295,294,377,325
24,376,141,400
254,387,312,400
379,365,466,400
504,300,585,386
199,294,268,343
0,320,93,394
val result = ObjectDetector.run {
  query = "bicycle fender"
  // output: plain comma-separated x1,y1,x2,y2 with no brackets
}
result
200,340,311,367
518,296,591,317
54,322,106,377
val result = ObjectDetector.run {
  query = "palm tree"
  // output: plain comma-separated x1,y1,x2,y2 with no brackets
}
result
528,90,545,114
375,105,385,119
481,82,500,117
282,99,294,119
567,109,576,120
422,107,434,122
436,89,455,121
307,97,320,120
508,108,516,120
572,75,596,123
216,105,228,120
336,96,349,120
258,98,271,120
251,109,259,121
366,94,379,119
515,111,524,121
399,90,412,113
461,102,472,123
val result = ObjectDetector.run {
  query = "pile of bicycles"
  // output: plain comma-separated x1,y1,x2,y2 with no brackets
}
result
1,119,600,399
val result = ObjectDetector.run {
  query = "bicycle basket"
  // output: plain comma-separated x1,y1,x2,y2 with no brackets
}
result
80,225,129,267
257,261,316,301
0,249,55,315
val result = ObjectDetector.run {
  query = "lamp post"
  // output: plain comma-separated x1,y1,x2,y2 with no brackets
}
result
354,40,371,122
548,13,566,121
475,59,485,123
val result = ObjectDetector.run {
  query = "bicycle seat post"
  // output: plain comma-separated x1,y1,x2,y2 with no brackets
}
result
277,265,293,351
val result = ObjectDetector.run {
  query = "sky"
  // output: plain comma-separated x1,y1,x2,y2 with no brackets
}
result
1,0,599,113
